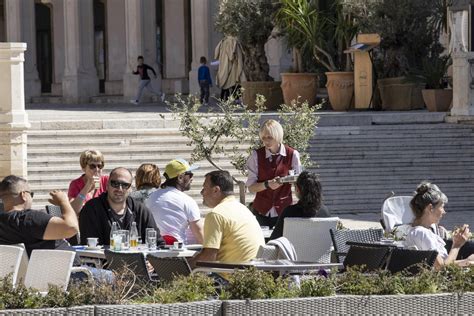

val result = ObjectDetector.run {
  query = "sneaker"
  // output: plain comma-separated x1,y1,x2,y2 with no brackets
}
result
161,93,166,102
130,99,138,104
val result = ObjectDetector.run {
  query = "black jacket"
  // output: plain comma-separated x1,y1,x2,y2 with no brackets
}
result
79,192,164,246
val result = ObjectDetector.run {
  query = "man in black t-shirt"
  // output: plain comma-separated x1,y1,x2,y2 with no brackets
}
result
79,167,164,247
0,175,79,256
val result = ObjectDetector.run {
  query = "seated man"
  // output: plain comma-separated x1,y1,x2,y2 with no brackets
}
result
0,175,79,256
191,170,264,267
146,159,204,244
79,167,164,247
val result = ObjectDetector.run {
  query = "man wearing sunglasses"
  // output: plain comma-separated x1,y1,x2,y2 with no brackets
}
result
79,167,163,247
0,175,79,256
146,159,204,245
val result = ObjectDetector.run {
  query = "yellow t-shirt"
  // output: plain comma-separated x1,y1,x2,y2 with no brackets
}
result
203,196,265,263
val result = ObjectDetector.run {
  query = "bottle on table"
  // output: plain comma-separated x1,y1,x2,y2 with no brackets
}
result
130,222,139,248
110,222,118,248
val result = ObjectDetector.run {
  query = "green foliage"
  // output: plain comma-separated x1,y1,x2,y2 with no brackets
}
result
337,266,382,295
169,95,319,178
141,274,216,304
420,56,451,90
0,275,42,310
438,265,474,293
221,267,298,300
399,266,442,295
300,275,336,297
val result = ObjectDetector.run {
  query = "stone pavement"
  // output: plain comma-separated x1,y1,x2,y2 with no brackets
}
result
25,101,472,232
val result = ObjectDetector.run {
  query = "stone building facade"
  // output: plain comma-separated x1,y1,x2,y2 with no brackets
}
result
0,0,290,104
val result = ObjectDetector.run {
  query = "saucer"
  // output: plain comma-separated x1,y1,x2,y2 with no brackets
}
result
85,245,103,250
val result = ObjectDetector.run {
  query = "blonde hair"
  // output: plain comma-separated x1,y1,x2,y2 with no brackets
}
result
135,163,161,189
259,119,284,144
79,150,105,169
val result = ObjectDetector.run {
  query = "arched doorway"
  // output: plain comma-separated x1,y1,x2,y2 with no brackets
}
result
0,0,6,42
35,2,52,93
94,0,106,93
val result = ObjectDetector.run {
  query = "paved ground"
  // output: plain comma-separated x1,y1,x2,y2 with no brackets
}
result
25,101,471,232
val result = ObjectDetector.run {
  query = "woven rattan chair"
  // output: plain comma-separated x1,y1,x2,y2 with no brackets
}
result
104,250,153,282
45,204,62,217
386,248,438,275
283,217,339,263
330,228,384,263
0,245,25,286
343,245,391,271
147,255,191,283
256,244,280,260
24,249,76,293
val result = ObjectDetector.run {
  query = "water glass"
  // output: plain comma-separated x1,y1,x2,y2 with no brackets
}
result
113,234,122,251
146,229,157,251
118,230,130,250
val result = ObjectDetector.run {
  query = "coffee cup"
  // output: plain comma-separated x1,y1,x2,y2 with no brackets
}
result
93,176,100,189
87,237,99,248
173,241,183,250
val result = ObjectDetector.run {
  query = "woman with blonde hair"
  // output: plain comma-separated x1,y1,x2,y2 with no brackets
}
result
68,150,108,214
246,119,302,228
130,163,161,203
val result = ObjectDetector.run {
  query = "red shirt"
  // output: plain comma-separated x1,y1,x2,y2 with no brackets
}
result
68,175,109,202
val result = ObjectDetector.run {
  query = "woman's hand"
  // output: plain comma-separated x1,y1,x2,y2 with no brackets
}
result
84,176,99,193
452,224,470,248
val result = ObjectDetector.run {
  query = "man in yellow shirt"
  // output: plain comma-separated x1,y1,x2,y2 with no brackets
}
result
191,170,264,266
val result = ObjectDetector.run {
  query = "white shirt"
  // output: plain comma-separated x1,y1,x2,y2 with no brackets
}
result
146,187,201,243
404,226,448,259
245,145,302,217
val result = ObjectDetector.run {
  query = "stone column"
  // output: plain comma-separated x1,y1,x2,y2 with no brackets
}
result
122,0,144,99
5,0,41,102
163,0,188,93
50,0,65,96
105,0,126,95
62,0,99,103
188,0,211,95
0,43,30,178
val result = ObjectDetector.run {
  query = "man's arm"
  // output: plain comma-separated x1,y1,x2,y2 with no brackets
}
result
42,190,79,240
147,64,157,78
189,219,204,244
190,247,218,269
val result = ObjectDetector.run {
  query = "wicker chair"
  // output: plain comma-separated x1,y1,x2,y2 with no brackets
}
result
104,250,154,282
0,245,25,286
330,228,384,263
147,255,191,283
386,248,438,275
283,217,339,263
343,245,391,272
24,249,76,293
256,244,280,260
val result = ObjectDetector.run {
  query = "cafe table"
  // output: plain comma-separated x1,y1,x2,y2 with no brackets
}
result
346,240,405,248
195,259,342,274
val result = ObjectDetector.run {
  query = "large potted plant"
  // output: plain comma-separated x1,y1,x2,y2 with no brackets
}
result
215,0,283,110
360,0,444,110
275,0,359,110
417,56,453,112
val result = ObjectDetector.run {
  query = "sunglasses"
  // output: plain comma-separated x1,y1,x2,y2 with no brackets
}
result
110,180,132,190
88,163,104,170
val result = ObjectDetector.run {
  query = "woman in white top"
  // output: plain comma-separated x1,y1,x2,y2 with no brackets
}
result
404,182,473,269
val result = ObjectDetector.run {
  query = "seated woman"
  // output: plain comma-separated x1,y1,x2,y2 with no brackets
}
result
130,163,161,203
269,171,330,240
68,150,108,215
404,182,473,269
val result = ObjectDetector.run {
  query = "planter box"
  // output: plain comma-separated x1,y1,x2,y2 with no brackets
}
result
222,297,344,315
0,306,93,316
342,293,456,315
458,292,474,314
241,81,283,111
94,301,222,315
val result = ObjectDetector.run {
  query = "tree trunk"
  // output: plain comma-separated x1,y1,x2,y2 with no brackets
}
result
242,43,273,82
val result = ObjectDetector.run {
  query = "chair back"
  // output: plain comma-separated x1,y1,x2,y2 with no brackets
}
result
0,245,25,286
104,250,151,281
45,205,62,217
381,196,413,233
256,244,279,260
147,255,191,283
283,217,339,263
343,245,390,272
330,228,384,263
386,248,438,275
24,250,76,292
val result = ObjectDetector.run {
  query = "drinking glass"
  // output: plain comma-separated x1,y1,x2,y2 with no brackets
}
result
146,229,157,251
119,230,130,250
113,234,122,251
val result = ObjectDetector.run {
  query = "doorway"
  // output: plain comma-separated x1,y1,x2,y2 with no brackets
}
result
0,0,5,42
35,3,52,93
94,0,106,93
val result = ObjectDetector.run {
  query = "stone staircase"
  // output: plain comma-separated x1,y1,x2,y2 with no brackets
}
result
27,115,474,218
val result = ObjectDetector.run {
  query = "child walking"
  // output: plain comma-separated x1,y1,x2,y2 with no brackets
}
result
198,56,212,106
131,56,165,104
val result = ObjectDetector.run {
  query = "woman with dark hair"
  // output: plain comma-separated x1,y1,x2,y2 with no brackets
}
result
269,171,330,240
404,181,473,269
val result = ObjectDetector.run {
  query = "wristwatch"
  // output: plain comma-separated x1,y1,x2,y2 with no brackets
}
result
264,180,270,190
